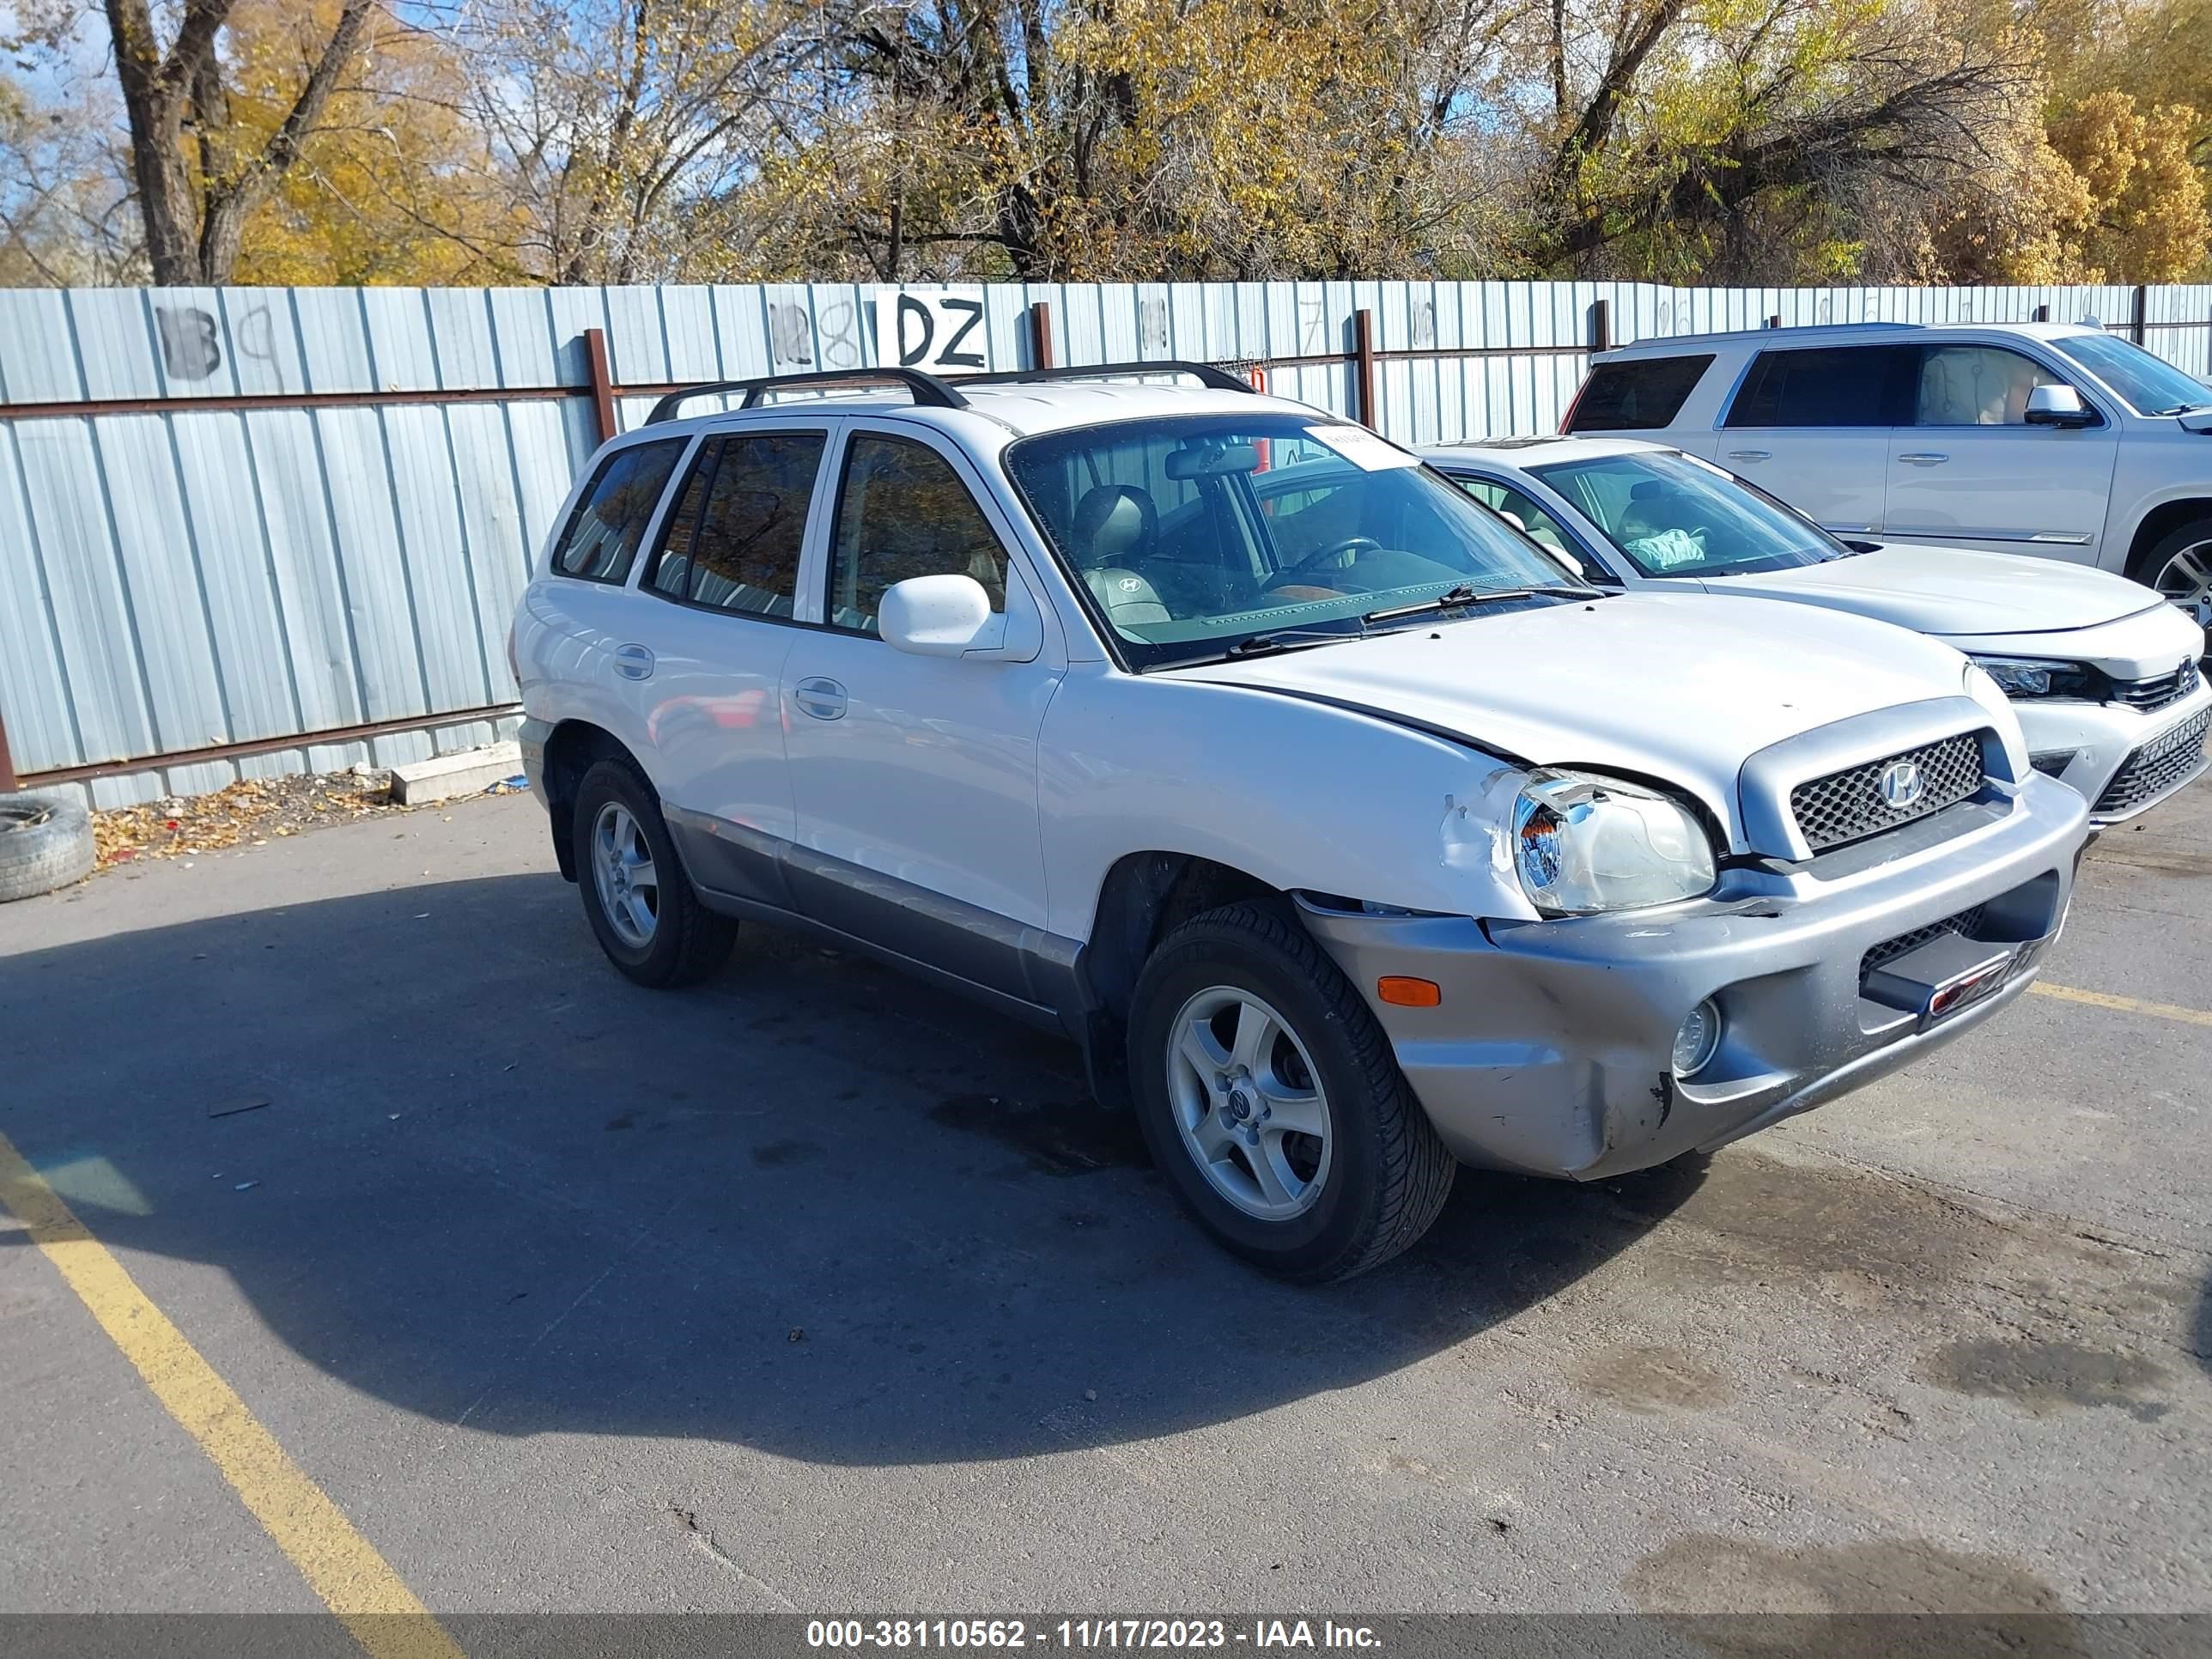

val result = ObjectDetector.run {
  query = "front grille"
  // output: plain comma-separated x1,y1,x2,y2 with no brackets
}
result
2094,709,2211,816
1790,733,1985,853
2109,658,2201,714
1862,905,1986,982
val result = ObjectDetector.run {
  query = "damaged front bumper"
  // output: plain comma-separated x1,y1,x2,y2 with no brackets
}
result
2015,683,2212,824
1297,773,2090,1182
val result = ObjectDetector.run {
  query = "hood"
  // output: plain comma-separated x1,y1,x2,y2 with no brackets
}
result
1168,592,1983,848
1705,545,2159,635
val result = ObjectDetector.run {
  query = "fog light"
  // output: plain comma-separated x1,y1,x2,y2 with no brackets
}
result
1673,1000,1722,1077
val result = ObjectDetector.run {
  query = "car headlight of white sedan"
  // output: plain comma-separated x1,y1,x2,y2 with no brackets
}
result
1969,654,2099,701
1511,769,1717,915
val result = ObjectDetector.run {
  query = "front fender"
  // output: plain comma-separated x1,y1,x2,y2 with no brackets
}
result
1036,665,1534,940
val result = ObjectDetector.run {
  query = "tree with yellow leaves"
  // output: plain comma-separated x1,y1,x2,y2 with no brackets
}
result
95,0,379,284
2049,89,2210,280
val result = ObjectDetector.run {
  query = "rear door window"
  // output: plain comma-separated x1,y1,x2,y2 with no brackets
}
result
646,431,828,617
1565,356,1714,431
1723,346,1917,428
548,439,685,582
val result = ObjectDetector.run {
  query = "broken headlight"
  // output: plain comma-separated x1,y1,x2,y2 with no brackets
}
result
1968,655,2100,701
1512,769,1717,916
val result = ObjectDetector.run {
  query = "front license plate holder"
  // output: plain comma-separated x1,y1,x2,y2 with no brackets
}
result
1863,933,2024,1032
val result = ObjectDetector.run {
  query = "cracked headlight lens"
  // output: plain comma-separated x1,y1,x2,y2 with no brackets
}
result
1969,654,2098,701
1511,769,1717,916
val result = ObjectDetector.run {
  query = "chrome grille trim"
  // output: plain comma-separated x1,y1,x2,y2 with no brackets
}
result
1790,733,1985,853
2094,709,2210,817
2108,658,2201,714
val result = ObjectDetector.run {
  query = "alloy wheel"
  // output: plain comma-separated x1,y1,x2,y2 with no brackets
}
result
2154,540,2212,630
1164,986,1334,1221
590,800,660,950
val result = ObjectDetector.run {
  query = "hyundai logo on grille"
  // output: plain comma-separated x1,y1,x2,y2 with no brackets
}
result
1878,760,1925,808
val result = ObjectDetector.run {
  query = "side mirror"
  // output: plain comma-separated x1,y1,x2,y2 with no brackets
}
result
2025,384,2095,427
1554,548,1617,585
879,573,1004,657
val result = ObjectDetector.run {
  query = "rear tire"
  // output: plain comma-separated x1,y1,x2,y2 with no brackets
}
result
2131,518,2212,635
1127,900,1455,1283
571,759,735,988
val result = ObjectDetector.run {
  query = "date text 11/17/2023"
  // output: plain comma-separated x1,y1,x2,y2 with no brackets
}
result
804,1620,1384,1650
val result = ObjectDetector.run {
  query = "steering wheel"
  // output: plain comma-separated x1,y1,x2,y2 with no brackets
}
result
1262,536,1382,592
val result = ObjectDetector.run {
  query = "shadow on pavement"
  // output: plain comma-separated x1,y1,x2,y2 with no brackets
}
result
0,872,1705,1464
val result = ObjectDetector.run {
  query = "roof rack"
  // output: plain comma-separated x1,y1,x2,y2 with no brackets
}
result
644,367,968,424
1610,320,1926,350
957,360,1258,394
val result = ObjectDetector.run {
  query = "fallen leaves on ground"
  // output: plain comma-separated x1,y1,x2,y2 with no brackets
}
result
93,770,400,870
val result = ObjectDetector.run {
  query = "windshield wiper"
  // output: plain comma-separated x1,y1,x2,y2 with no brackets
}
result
2148,403,2209,416
1221,625,1367,658
1362,583,1598,624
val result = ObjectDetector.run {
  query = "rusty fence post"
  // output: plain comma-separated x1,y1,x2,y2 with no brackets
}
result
1765,313,1782,330
1589,298,1611,354
2132,285,2148,345
0,708,18,794
1030,301,1055,370
2033,303,2051,323
584,327,619,443
1353,308,1378,430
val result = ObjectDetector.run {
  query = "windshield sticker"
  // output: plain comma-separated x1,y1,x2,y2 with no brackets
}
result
1304,424,1419,471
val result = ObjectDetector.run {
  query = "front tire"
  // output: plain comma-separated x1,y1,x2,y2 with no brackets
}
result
571,759,736,988
2133,519,2212,634
1127,901,1455,1283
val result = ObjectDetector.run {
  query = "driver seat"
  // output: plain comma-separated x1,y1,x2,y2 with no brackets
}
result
1073,484,1172,627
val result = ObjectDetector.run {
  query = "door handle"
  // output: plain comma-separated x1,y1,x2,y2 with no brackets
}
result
793,676,848,720
1725,449,1771,461
1896,452,1949,465
612,643,655,681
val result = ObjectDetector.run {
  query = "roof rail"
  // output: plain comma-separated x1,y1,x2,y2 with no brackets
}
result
643,367,968,425
957,360,1258,394
1609,320,1927,350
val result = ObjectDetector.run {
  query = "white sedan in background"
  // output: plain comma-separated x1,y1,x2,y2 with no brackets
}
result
1419,437,2210,824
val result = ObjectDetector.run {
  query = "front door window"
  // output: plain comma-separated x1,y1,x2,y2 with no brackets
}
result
826,435,1008,633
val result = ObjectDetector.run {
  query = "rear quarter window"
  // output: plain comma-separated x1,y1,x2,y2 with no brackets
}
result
1565,356,1715,431
548,439,686,583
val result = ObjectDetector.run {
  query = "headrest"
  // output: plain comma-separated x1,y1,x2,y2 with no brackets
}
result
1073,484,1158,567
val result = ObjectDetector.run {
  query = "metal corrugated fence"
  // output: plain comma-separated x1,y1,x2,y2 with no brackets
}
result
3,279,2209,805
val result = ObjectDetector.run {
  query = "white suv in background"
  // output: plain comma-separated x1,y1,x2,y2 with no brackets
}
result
1565,321,2212,624
514,362,2087,1281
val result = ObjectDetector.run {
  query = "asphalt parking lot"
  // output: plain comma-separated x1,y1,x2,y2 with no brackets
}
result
2,781,2208,1626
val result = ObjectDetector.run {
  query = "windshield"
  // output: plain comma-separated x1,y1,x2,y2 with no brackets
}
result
1004,416,1581,667
1528,450,1851,579
2046,332,2212,416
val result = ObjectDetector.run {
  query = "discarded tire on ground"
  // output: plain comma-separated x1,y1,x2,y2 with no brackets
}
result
0,793,97,902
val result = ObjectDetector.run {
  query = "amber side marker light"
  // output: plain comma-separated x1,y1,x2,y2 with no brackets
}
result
1377,976,1443,1007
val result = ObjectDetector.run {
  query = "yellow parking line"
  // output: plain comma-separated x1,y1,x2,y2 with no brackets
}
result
0,1132,463,1659
2031,980,2212,1028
